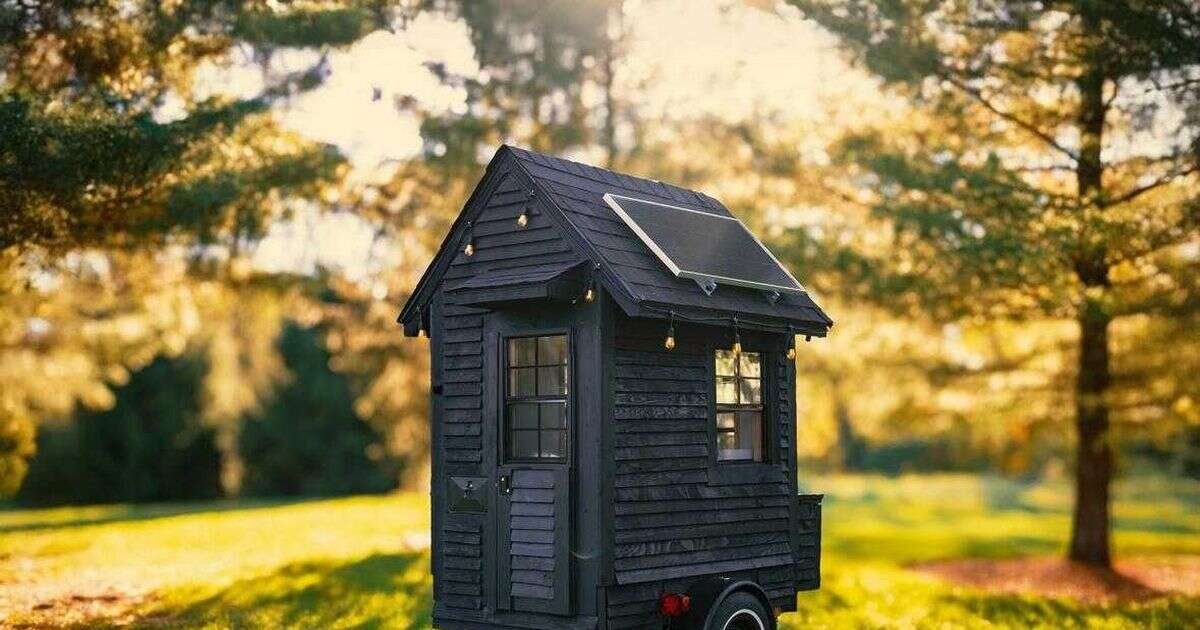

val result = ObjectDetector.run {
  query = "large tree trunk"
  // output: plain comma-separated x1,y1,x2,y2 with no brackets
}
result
1069,25,1113,566
1069,303,1113,566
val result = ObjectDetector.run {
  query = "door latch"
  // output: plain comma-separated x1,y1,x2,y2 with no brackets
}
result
498,474,512,495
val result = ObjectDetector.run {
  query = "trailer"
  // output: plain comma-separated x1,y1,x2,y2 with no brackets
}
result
399,145,831,630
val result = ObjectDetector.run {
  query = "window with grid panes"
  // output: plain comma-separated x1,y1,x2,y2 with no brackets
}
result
505,335,568,461
714,349,765,462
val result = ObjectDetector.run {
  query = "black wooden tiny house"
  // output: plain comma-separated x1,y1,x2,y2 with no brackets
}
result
399,146,831,630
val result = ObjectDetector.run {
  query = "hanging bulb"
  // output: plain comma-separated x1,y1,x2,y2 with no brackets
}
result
786,325,796,360
517,211,528,227
664,312,676,350
464,241,474,257
584,286,595,302
731,318,741,356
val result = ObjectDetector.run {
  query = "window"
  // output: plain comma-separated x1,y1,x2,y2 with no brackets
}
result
714,349,765,462
505,335,568,461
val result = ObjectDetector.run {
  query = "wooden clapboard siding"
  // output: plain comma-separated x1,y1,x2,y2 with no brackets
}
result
432,160,583,617
606,313,802,616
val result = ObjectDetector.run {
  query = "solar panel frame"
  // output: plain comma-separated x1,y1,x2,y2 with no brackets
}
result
603,193,807,296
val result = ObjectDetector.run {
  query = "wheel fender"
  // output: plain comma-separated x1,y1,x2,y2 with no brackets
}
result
683,577,774,630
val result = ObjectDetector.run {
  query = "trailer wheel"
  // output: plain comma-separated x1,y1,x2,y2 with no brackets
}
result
707,591,772,630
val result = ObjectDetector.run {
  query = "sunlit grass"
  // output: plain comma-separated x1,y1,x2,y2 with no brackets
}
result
1,474,1197,628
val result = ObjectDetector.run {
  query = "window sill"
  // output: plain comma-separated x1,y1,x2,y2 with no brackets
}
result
706,461,788,486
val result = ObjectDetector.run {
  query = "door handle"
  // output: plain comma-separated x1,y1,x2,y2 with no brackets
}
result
498,475,512,495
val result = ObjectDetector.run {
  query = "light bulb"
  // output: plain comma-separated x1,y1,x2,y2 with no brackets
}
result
787,347,796,360
584,287,594,302
665,327,676,350
517,212,528,227
464,241,474,256
732,340,741,355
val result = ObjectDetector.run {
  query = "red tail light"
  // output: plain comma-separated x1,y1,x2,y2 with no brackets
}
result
658,592,691,617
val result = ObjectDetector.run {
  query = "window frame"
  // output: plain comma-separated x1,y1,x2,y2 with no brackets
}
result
710,344,773,466
501,331,571,464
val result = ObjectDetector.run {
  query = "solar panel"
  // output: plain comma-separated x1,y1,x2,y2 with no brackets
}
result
603,193,806,297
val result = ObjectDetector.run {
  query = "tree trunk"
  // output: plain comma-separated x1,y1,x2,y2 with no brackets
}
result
1069,303,1113,567
1068,18,1113,566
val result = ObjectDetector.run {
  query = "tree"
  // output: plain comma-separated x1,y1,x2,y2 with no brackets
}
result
0,1,395,495
789,0,1200,566
239,322,395,496
19,354,222,505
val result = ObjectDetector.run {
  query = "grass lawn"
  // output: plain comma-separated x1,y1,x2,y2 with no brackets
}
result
1,474,1197,629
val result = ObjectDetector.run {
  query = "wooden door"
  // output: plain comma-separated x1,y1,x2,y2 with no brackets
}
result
486,320,573,616
496,466,571,613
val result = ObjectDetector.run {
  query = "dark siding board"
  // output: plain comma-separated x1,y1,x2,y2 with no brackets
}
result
615,554,793,585
614,419,706,434
613,406,709,420
614,507,789,531
615,483,792,502
510,502,554,516
511,583,554,599
614,542,792,571
614,532,791,559
614,457,710,474
444,556,482,570
614,445,708,461
512,555,555,571
442,409,481,423
443,396,482,410
613,470,709,488
612,495,790,515
443,422,480,436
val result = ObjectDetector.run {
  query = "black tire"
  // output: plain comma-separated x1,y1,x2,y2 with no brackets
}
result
706,591,772,630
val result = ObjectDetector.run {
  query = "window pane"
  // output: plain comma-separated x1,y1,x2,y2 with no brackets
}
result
716,411,764,462
509,367,536,397
510,403,538,429
540,430,565,458
537,335,567,366
739,352,761,377
715,350,736,376
738,411,764,461
511,430,539,459
716,411,736,430
716,377,738,404
540,403,566,429
509,338,537,367
739,377,762,405
537,366,567,396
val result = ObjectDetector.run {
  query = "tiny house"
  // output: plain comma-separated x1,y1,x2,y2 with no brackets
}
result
399,146,831,630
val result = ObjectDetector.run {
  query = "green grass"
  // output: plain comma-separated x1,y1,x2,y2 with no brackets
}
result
0,474,1196,629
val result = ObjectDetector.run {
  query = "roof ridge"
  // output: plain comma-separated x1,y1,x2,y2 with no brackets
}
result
502,144,727,213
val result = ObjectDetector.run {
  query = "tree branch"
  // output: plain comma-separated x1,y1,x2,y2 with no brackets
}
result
1106,164,1200,207
938,72,1080,163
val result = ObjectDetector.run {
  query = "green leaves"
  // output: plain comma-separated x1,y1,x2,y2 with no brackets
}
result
233,7,374,49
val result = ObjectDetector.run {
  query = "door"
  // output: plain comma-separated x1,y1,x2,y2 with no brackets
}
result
488,325,573,615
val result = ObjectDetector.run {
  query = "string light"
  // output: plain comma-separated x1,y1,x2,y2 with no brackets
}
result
664,311,676,351
463,222,474,256
731,317,742,356
786,325,796,360
517,189,532,227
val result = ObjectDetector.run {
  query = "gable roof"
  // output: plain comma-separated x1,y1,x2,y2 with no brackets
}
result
399,145,832,336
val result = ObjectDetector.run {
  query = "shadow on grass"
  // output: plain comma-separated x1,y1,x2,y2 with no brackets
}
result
0,498,318,535
129,551,433,630
936,589,1200,628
